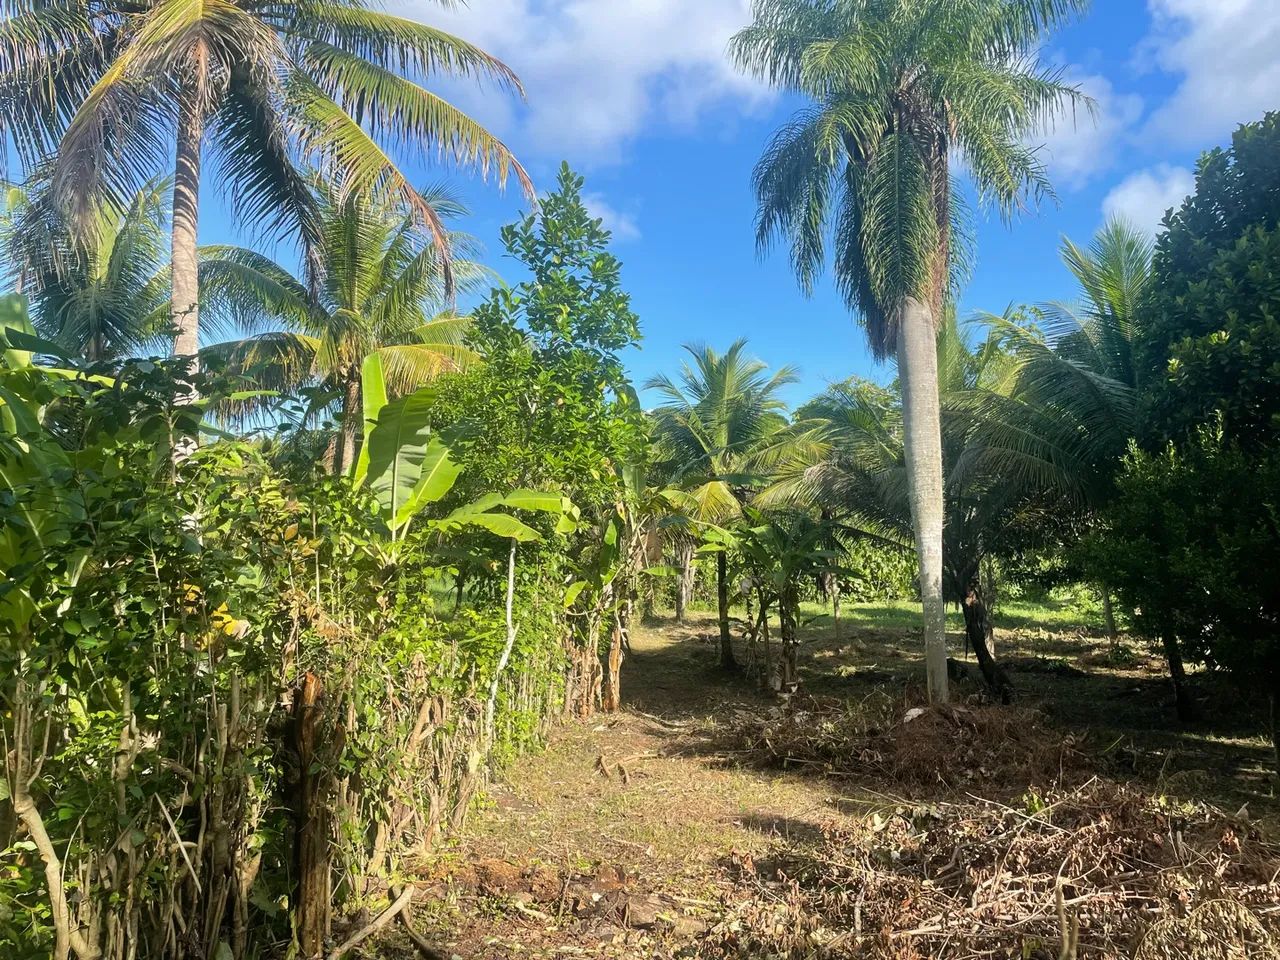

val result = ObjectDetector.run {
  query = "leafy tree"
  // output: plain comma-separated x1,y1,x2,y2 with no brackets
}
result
971,221,1151,637
428,164,649,713
2,179,170,361
0,0,531,370
1095,113,1280,747
980,220,1149,498
200,183,487,472
730,507,850,690
647,340,814,670
731,0,1090,702
1136,111,1280,448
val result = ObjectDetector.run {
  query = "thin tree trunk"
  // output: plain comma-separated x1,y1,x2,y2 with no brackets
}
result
832,577,841,642
675,543,694,622
1160,632,1198,722
755,590,773,690
962,580,1013,703
779,586,798,692
1101,587,1118,647
171,97,203,370
453,568,466,613
716,550,735,670
896,297,949,704
293,672,329,959
602,616,624,713
336,373,361,476
485,543,519,738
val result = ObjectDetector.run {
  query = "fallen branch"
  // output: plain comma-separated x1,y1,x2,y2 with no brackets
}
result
397,904,449,960
326,886,414,960
631,710,692,729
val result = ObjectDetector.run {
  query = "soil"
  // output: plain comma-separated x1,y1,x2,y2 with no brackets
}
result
359,609,1280,959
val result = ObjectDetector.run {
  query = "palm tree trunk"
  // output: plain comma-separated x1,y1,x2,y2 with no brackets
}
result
170,97,203,372
716,550,735,670
896,296,949,704
336,373,361,476
962,579,1013,703
675,543,694,622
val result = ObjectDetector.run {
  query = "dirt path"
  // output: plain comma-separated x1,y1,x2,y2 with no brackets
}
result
380,611,1280,960
402,613,853,959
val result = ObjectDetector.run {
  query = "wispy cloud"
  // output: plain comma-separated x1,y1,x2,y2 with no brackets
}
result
1030,69,1144,190
583,192,641,242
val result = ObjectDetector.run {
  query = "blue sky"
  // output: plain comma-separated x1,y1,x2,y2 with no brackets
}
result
220,1,1280,406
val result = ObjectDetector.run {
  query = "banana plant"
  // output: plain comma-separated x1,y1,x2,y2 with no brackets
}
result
355,383,578,548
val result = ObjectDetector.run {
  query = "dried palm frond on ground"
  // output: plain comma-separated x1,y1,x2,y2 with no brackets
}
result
695,763,1280,959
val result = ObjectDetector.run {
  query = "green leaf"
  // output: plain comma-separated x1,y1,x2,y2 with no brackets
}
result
563,580,589,609
0,295,35,370
392,438,462,531
364,388,460,532
641,565,679,578
351,352,389,486
497,489,573,513
444,507,541,542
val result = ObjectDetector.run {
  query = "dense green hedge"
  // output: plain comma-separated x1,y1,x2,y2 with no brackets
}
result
0,363,568,959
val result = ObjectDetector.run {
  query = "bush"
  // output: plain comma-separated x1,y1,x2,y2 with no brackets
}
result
0,363,568,958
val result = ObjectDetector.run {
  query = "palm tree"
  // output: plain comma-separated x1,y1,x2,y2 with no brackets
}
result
3,178,170,362
730,0,1091,703
975,219,1151,638
647,339,813,670
200,183,487,474
783,319,1031,700
982,219,1148,487
0,0,531,374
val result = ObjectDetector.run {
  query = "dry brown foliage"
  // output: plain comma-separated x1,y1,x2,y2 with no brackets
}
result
696,697,1280,960
727,693,1082,794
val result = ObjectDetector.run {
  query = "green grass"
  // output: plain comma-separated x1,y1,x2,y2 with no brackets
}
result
680,595,1104,635
801,597,1104,633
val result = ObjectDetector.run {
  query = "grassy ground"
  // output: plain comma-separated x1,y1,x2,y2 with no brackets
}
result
365,600,1279,959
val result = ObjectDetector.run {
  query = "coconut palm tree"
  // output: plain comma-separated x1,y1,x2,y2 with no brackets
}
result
980,219,1149,493
0,0,531,374
973,219,1151,637
3,178,170,362
730,0,1091,703
646,339,814,670
200,183,488,474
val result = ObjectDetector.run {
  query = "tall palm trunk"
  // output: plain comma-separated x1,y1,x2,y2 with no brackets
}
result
896,296,949,704
170,98,203,371
336,373,361,476
716,550,735,670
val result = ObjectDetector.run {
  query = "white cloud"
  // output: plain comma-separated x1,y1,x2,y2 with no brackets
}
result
1031,71,1144,190
1141,0,1280,145
583,192,641,241
1101,164,1195,234
390,0,771,159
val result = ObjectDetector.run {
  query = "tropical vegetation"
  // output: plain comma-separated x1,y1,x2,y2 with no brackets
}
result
1,0,1279,956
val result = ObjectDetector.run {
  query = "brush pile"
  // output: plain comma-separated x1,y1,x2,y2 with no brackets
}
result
726,693,1081,793
696,697,1280,959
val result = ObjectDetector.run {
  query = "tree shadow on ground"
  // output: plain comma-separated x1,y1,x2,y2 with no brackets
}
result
626,611,1280,817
